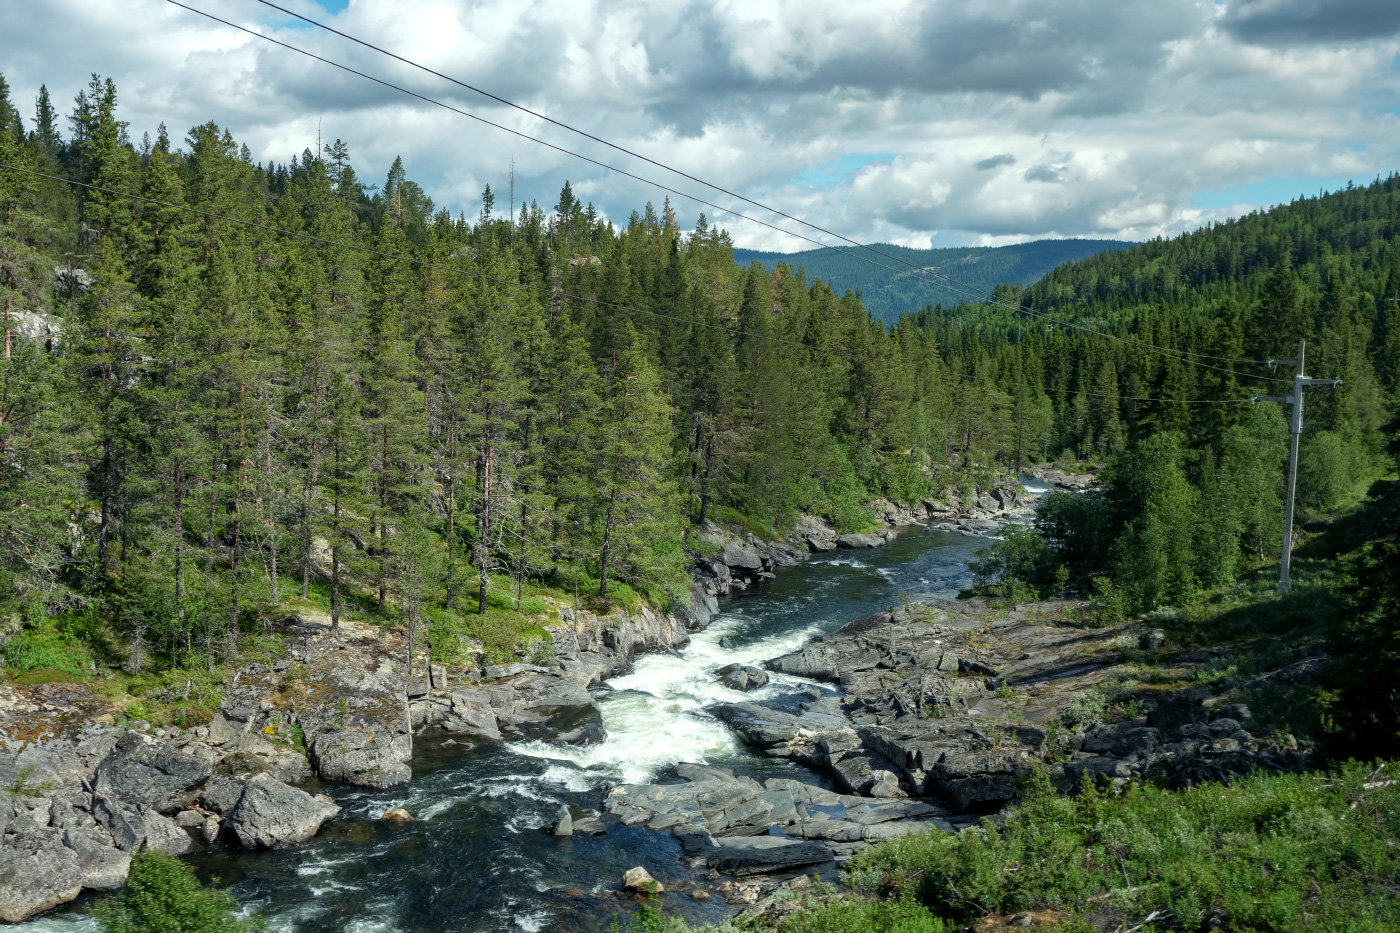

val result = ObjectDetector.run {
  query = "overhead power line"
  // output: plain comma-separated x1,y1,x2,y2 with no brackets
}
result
1,162,1261,408
219,0,1288,384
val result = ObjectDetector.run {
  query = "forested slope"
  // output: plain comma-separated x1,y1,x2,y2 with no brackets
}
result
733,238,1130,324
0,70,1397,680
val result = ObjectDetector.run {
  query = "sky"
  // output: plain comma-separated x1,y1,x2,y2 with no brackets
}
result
3,0,1399,250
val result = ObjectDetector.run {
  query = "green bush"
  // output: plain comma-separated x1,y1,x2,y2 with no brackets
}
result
842,763,1400,932
3,623,94,676
94,851,265,933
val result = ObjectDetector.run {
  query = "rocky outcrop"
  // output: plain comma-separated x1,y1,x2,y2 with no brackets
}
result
603,763,948,873
0,820,83,923
94,731,213,811
224,772,340,849
697,599,1306,825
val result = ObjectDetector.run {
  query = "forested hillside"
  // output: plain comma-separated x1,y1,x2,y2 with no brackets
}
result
0,71,1397,679
733,238,1130,324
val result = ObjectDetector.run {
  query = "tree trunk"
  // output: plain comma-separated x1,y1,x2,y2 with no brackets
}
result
597,489,617,599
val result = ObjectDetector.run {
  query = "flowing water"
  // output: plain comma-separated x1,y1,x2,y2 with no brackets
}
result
28,525,983,933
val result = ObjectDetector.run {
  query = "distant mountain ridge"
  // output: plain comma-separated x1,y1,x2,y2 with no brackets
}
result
732,239,1133,323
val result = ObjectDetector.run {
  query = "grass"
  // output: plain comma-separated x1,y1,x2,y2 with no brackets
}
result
639,764,1400,933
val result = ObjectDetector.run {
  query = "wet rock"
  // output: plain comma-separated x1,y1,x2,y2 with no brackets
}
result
715,663,769,692
707,837,833,876
836,533,885,549
552,805,573,837
381,807,415,823
622,866,663,894
225,773,340,849
442,688,502,741
492,671,606,745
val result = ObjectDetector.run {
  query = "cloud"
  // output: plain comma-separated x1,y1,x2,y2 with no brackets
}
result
1023,164,1064,183
975,153,1017,171
1,0,1398,250
1221,0,1400,46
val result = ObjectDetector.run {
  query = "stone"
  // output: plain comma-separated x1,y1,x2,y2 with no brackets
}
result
707,836,834,876
836,533,885,549
430,664,449,689
381,807,415,823
225,772,341,849
134,805,196,856
0,829,84,922
622,866,663,894
715,663,770,692
552,805,573,837
722,541,765,572
94,731,213,812
62,825,132,890
1139,629,1168,650
201,815,221,844
1146,688,1209,734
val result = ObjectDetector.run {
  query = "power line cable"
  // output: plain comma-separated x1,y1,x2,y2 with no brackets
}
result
231,0,1287,381
1,162,1260,408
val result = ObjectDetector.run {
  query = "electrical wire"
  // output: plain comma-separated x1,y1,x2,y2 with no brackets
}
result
0,162,1265,408
237,0,1288,377
168,0,1288,386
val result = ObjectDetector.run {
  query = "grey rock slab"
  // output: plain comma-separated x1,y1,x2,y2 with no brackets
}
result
62,825,131,890
225,773,340,849
723,541,765,571
0,829,84,922
707,836,834,876
836,533,885,548
93,731,213,812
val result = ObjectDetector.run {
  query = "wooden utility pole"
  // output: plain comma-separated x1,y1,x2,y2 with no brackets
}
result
1253,339,1340,593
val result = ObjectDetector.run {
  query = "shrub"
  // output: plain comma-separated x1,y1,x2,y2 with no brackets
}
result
94,851,265,933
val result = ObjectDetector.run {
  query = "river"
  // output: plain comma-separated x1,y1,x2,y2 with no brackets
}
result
27,522,990,933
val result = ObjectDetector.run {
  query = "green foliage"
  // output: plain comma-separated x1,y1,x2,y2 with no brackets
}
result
846,763,1400,931
94,851,265,933
969,524,1056,598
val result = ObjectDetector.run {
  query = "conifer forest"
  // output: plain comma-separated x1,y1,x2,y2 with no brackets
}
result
3,66,1400,933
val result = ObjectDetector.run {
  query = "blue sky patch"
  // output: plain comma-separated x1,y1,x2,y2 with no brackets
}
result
792,153,894,190
1192,175,1364,211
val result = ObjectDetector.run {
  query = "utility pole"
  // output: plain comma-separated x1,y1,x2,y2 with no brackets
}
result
1253,339,1341,593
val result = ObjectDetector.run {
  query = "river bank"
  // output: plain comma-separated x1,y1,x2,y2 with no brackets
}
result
1,477,1053,929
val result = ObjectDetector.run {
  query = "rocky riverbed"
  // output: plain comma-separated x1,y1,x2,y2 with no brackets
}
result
1,474,1107,928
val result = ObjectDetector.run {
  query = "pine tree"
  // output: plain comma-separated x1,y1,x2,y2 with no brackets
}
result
593,323,682,599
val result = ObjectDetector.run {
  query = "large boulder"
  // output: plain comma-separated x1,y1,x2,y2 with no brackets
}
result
300,661,413,789
722,541,765,572
491,672,605,745
706,836,833,876
0,826,84,922
836,533,885,549
61,825,132,890
225,772,340,849
715,663,769,692
442,687,503,740
94,731,213,812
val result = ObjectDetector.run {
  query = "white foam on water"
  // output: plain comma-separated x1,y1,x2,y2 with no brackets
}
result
513,910,551,932
509,615,824,784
